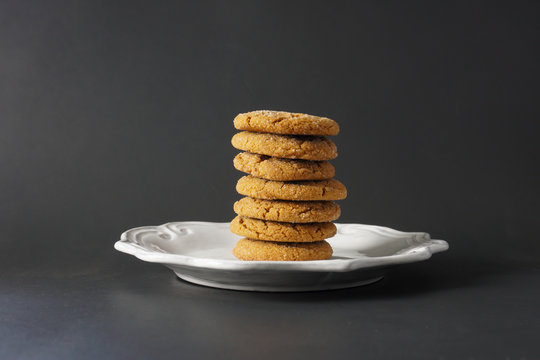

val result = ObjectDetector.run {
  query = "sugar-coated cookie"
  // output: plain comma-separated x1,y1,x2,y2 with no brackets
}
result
232,238,333,261
230,216,336,242
231,131,337,161
234,110,339,136
236,175,347,201
233,197,340,223
233,152,335,181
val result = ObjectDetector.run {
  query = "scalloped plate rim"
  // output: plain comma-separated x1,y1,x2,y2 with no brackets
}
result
115,221,449,272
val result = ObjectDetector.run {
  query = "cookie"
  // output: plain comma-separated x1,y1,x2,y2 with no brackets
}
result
233,152,335,181
233,197,340,223
230,216,336,242
231,131,337,161
236,175,347,201
234,110,339,136
233,238,333,261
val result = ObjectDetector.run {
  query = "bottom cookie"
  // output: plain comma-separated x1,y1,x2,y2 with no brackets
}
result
232,238,333,261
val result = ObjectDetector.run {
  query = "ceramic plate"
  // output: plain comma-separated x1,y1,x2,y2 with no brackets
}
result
115,222,448,292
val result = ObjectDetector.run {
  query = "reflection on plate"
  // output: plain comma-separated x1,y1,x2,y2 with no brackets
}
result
115,222,448,292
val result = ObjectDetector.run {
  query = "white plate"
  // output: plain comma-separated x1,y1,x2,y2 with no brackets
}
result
115,222,448,292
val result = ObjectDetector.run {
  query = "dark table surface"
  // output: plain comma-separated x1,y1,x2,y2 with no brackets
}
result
1,247,539,360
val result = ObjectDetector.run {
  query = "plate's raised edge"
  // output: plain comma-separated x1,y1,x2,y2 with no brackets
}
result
115,221,449,272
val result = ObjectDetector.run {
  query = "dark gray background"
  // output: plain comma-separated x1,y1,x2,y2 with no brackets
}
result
1,1,539,359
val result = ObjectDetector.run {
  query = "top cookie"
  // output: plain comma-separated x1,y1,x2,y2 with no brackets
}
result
234,110,339,136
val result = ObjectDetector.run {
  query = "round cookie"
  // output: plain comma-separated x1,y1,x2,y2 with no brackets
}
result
230,216,337,242
233,238,333,261
233,152,335,181
231,131,337,161
234,110,339,136
236,175,347,201
233,197,340,223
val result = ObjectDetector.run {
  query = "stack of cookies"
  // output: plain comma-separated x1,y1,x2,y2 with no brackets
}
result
230,110,347,261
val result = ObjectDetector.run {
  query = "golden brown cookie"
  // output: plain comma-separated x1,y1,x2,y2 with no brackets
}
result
232,238,333,261
236,175,347,201
231,131,337,161
230,216,336,242
233,197,340,223
234,110,339,136
233,152,335,181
